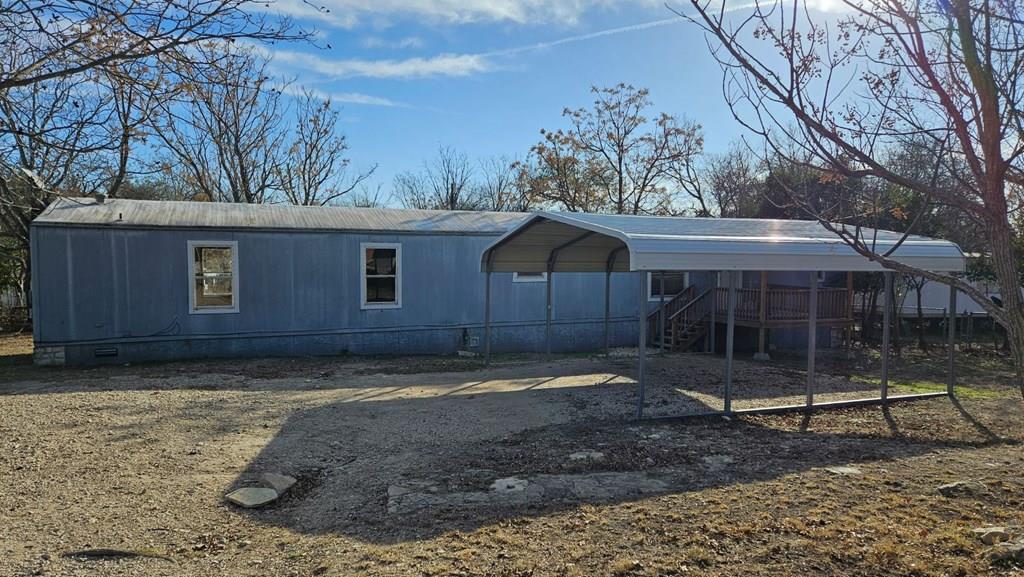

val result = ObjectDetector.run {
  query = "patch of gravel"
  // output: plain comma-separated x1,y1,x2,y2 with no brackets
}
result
1,340,1022,577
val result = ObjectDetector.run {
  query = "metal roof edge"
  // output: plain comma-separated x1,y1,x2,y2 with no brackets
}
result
30,220,510,237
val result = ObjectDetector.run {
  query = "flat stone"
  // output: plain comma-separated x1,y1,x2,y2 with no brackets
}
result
938,480,989,497
824,466,863,476
568,451,605,462
225,487,278,508
260,473,297,494
973,527,1013,546
387,485,412,498
489,477,528,493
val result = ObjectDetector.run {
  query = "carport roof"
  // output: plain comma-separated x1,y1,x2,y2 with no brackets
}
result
481,212,966,273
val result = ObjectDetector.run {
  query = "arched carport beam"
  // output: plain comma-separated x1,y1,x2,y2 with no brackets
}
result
545,231,596,354
604,246,627,354
479,212,635,273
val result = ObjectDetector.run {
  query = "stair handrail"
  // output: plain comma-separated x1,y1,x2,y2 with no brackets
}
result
647,285,696,341
670,287,713,330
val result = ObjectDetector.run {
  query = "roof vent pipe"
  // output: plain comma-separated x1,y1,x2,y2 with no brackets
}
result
94,193,106,204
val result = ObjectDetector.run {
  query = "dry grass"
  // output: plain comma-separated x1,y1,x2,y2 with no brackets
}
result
0,336,1022,576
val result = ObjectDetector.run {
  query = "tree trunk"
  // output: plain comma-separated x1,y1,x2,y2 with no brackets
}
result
987,214,1024,399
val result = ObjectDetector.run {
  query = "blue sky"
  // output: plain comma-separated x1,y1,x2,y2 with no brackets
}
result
263,0,843,199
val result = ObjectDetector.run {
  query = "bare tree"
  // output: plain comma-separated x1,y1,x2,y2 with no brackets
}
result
0,0,303,91
564,84,703,215
279,90,376,206
396,146,481,210
155,46,285,203
528,84,704,215
0,76,115,301
0,0,305,304
347,183,391,208
702,143,764,217
525,129,610,213
684,0,1024,395
477,156,535,212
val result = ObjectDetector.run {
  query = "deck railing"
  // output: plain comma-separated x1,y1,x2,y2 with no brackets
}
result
714,287,851,324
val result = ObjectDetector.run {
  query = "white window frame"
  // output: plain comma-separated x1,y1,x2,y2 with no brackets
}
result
360,242,402,310
647,271,690,302
512,272,548,283
187,240,239,314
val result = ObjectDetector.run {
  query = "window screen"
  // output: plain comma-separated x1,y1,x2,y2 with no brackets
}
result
364,246,398,305
193,245,235,309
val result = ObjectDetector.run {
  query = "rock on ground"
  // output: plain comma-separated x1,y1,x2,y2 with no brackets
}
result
973,526,1016,546
225,487,279,508
261,473,297,494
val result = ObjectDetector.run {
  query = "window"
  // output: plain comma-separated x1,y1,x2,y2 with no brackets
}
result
512,272,548,283
188,241,238,314
361,243,401,309
648,272,689,301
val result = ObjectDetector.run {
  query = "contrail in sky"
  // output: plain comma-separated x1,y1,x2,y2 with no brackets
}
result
483,3,763,58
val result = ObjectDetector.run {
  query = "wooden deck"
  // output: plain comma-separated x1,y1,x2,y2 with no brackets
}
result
648,279,855,352
712,286,854,327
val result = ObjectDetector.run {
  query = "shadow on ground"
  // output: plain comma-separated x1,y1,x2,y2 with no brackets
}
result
226,354,1018,545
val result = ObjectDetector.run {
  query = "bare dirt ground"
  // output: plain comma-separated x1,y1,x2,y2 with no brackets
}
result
1,333,1023,577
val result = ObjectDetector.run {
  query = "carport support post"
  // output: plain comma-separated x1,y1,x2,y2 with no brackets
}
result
724,270,737,414
545,262,554,355
604,269,611,355
947,285,957,395
659,272,666,351
484,269,492,364
806,271,818,409
637,270,647,419
708,272,717,354
881,271,893,402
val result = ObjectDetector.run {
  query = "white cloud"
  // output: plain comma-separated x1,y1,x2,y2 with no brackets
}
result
279,83,406,107
269,0,657,28
267,1,850,83
271,0,359,27
328,91,405,106
270,49,492,79
361,35,425,49
269,0,847,30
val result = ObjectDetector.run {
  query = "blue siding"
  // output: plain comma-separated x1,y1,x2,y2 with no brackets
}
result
32,226,645,363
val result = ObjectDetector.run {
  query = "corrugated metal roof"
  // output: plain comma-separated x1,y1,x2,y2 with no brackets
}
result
32,197,530,234
483,212,966,273
551,212,916,242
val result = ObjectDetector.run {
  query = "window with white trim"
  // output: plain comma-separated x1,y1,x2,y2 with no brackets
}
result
512,272,547,283
188,241,238,314
361,243,401,309
647,272,688,301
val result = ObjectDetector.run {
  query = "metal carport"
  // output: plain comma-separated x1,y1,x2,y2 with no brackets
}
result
480,212,967,419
